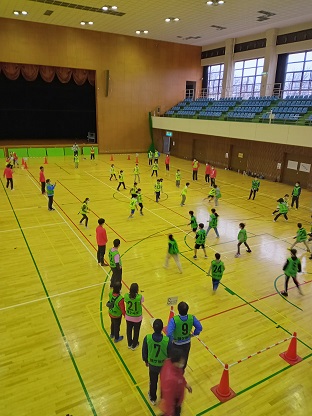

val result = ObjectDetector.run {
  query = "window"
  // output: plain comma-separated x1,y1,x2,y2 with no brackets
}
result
232,58,264,98
205,64,224,99
283,51,312,96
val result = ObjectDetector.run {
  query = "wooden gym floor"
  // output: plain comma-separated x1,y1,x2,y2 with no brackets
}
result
0,154,311,416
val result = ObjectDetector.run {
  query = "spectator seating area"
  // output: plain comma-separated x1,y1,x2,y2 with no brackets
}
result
164,95,312,125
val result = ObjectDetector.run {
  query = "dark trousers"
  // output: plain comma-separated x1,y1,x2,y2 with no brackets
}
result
110,267,122,287
192,170,198,180
91,153,95,160
155,191,160,202
151,170,158,177
154,158,158,163
237,241,251,254
110,174,117,180
166,164,170,171
274,213,288,221
80,214,88,227
212,278,220,291
249,189,257,200
41,181,46,194
110,316,122,340
291,195,299,209
117,182,126,190
48,195,54,210
149,366,161,402
284,275,299,292
126,320,141,348
97,245,106,265
138,202,143,213
211,177,216,187
173,342,191,370
205,174,210,183
6,178,13,189
149,159,153,165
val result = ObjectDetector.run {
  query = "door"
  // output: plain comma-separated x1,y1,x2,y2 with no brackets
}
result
163,136,170,154
282,153,312,188
186,81,196,99
229,145,249,173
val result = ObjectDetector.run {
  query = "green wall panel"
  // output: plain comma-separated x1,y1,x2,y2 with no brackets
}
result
28,148,47,157
8,148,28,157
47,147,64,157
83,146,98,155
0,149,5,158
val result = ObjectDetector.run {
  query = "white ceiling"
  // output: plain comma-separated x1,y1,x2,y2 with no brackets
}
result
0,0,312,47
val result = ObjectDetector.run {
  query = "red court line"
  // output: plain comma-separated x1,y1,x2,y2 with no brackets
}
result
199,279,312,322
57,180,127,242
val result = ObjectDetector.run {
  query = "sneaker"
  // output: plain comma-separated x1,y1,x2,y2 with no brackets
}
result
131,342,140,351
281,291,288,297
109,334,114,338
273,219,276,222
100,263,105,266
193,255,197,259
114,336,124,343
128,345,132,349
204,255,208,258
234,254,240,258
140,212,144,216
51,208,55,211
79,223,83,226
309,255,312,260
148,392,156,406
246,250,252,253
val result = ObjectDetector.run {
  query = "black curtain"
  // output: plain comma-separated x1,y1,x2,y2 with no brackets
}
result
0,73,96,140
202,66,208,90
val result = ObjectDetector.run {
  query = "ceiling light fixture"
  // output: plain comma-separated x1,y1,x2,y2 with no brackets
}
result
13,10,28,16
206,0,225,5
80,21,94,26
102,5,118,11
165,17,180,22
136,30,149,35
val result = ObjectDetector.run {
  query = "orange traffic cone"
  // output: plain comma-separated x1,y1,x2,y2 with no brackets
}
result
44,156,48,164
135,156,139,163
280,332,302,365
211,364,236,402
24,161,28,170
110,154,114,161
22,158,25,166
127,154,131,160
163,306,175,335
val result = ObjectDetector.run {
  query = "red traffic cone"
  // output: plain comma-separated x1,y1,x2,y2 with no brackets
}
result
127,154,131,160
163,306,175,335
135,156,139,163
44,156,48,164
280,332,302,365
24,161,28,170
22,158,25,166
110,154,114,161
211,364,236,402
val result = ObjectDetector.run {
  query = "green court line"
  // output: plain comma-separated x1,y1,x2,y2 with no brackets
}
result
274,274,303,311
99,225,184,416
0,179,97,416
196,351,312,415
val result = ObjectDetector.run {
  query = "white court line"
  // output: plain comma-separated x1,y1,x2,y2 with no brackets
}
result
0,222,66,233
0,206,40,213
0,281,106,312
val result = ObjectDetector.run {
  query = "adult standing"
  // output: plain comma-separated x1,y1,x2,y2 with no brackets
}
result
159,349,192,416
166,301,202,370
165,154,170,171
142,319,170,406
291,182,301,209
46,179,56,211
39,166,46,194
124,283,144,350
192,159,199,180
72,142,79,158
210,166,217,187
148,150,153,166
3,164,14,190
205,163,211,183
96,218,108,266
109,239,122,287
